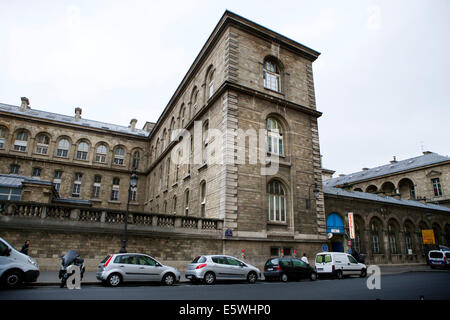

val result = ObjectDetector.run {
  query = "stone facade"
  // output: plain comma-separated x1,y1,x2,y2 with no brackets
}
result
324,193,450,265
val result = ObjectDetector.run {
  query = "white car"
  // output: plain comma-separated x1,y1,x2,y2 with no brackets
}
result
315,252,367,279
0,237,40,288
96,253,181,286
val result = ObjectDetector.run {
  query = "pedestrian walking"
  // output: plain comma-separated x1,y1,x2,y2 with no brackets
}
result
301,253,309,264
20,240,31,255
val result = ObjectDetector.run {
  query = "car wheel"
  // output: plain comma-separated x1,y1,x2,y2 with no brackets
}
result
280,273,288,282
336,270,343,280
360,268,367,278
310,272,317,281
3,270,23,288
247,272,257,284
204,272,216,285
107,273,122,287
163,273,175,286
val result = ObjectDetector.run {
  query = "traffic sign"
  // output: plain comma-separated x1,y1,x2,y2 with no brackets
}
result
322,244,328,252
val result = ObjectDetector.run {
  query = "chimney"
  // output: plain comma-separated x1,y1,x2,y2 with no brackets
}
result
422,151,432,155
390,156,397,164
20,97,30,111
362,168,369,171
130,119,138,132
74,107,82,121
339,174,345,177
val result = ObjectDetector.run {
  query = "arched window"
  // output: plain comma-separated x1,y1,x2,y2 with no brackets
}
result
35,134,50,155
200,181,206,217
0,126,6,148
263,59,281,92
162,129,167,150
13,130,28,152
56,138,70,158
267,180,286,223
266,118,284,156
202,121,209,164
404,220,415,254
207,69,215,99
132,151,140,169
388,220,399,254
370,218,382,254
76,142,89,160
169,118,176,142
184,189,190,216
95,144,107,163
179,105,186,128
113,147,125,165
191,87,198,114
173,196,177,214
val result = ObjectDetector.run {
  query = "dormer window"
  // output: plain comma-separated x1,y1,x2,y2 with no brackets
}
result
263,60,281,92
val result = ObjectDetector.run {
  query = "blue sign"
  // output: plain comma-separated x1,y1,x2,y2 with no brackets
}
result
348,248,352,255
225,229,233,237
322,244,328,252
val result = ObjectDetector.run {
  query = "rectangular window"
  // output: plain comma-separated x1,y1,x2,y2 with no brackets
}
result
10,165,20,174
264,71,280,92
111,190,119,201
432,178,443,197
56,149,68,158
130,189,137,202
32,167,41,178
92,185,101,199
76,151,88,160
389,235,397,254
270,247,279,256
13,143,27,152
72,183,81,197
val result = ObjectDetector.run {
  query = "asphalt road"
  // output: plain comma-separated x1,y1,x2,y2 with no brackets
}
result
1,271,449,300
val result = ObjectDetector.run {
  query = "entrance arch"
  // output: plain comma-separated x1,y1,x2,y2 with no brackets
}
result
326,213,345,252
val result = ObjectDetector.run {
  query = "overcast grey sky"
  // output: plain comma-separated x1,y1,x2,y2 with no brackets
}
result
1,0,449,176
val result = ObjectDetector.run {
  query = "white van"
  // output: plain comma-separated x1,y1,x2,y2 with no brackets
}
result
428,250,450,269
0,237,40,288
315,252,367,279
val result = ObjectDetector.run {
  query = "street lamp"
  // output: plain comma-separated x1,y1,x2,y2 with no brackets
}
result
120,169,138,253
306,183,320,209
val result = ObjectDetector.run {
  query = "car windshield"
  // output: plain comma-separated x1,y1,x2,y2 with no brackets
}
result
430,252,443,259
316,254,332,263
265,258,279,267
192,256,207,263
101,255,111,263
0,238,17,252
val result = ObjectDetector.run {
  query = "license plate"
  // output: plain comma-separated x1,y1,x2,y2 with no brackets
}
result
267,268,273,271
317,268,323,271
186,275,192,279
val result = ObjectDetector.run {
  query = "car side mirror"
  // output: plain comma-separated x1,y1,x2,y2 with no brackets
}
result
155,263,162,267
239,262,245,267
2,247,11,256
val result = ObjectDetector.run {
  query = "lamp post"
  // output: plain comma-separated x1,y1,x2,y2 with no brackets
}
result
306,183,320,209
120,169,138,253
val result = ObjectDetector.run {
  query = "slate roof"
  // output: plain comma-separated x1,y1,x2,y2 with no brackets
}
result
0,102,149,137
323,185,450,213
325,152,450,188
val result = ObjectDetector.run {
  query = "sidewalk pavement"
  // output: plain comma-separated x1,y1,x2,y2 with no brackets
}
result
33,264,442,286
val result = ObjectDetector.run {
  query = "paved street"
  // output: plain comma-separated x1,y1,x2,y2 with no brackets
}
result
1,270,449,300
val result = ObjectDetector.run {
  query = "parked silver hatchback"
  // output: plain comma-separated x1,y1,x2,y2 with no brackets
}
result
185,255,261,285
96,253,181,286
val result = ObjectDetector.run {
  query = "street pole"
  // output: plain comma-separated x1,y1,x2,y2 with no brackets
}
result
120,169,138,253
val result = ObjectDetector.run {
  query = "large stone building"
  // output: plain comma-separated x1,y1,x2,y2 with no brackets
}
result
0,11,328,270
0,11,449,271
